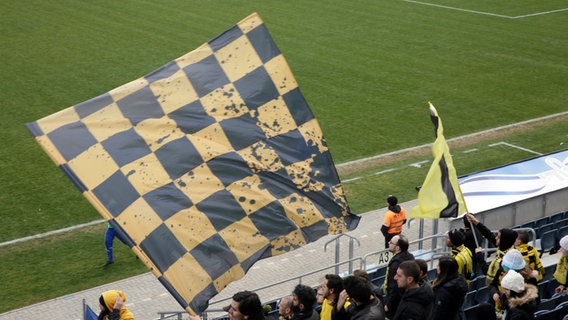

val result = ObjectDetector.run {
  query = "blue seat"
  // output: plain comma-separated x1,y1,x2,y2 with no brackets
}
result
538,280,551,300
556,300,568,315
535,308,560,320
469,275,486,292
463,290,477,309
536,217,551,228
463,304,480,320
475,286,491,305
540,229,558,257
536,294,567,312
550,212,565,224
370,266,387,281
558,225,568,241
538,223,556,238
520,221,536,229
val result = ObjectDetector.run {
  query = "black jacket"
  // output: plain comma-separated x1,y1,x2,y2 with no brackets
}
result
429,274,468,320
333,296,385,320
384,251,415,319
504,284,538,320
392,282,434,320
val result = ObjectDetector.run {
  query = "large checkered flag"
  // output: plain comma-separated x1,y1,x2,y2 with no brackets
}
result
26,13,359,315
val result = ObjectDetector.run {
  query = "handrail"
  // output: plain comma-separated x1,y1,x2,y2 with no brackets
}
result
161,227,537,319
324,233,361,274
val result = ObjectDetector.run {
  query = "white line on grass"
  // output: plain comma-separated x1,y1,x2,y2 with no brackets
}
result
512,7,568,19
336,110,568,169
0,219,104,247
400,0,513,18
401,0,568,19
5,111,568,247
489,142,543,155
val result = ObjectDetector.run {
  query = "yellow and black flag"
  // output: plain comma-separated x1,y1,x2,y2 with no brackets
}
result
409,103,467,219
26,13,359,315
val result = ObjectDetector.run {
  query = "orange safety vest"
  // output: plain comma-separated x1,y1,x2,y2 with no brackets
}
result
384,208,406,234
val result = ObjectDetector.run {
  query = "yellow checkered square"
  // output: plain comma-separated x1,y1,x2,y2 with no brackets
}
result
67,143,120,190
117,198,163,244
135,118,187,153
176,163,224,204
187,123,234,162
163,253,213,302
265,55,298,96
150,69,199,114
36,107,81,135
108,78,149,102
175,45,214,69
237,141,284,173
215,35,263,83
82,103,133,142
226,175,278,214
166,206,217,252
280,193,325,228
199,83,249,121
256,97,298,139
120,153,172,196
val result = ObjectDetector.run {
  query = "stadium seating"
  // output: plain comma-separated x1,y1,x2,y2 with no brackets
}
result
537,223,556,238
463,291,477,309
540,229,558,257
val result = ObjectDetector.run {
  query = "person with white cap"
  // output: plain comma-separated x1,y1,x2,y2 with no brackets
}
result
500,270,538,320
554,235,568,295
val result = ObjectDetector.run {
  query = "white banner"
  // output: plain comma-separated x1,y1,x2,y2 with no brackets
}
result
459,149,568,213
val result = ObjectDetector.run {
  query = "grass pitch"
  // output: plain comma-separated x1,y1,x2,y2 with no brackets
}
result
1,0,567,313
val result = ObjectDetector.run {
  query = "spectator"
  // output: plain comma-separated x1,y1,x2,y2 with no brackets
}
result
381,234,415,319
218,291,265,320
292,284,320,320
460,213,485,275
554,235,568,295
430,256,468,320
468,213,517,288
381,195,406,249
334,276,385,320
98,290,134,320
392,260,434,320
445,229,473,281
320,274,344,320
515,230,545,281
500,270,538,320
415,259,430,285
502,249,537,285
279,295,294,320
353,269,382,299
473,225,517,314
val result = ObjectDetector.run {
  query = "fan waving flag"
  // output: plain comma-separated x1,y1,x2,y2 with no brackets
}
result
26,13,359,315
409,103,467,219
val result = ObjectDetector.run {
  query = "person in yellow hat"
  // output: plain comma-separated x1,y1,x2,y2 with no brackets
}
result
99,290,134,320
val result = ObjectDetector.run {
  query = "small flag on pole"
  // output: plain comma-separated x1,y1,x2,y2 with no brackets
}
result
410,103,467,219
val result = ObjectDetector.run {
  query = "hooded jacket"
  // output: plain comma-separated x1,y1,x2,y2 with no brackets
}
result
99,290,134,320
382,251,415,319
429,274,468,320
504,284,538,320
392,282,434,320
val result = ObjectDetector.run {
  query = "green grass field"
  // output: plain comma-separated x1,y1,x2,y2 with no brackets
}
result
1,0,567,313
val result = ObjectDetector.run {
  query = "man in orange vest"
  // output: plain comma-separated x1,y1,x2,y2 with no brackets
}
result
381,195,407,249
